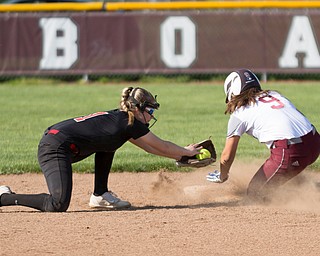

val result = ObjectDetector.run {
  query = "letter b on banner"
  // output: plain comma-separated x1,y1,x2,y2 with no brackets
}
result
161,16,196,68
39,18,78,70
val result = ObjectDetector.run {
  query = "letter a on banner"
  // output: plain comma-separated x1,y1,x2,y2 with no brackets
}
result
39,18,78,70
279,16,320,68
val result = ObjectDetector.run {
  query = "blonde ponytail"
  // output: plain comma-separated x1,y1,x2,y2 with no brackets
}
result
120,87,135,125
119,86,159,126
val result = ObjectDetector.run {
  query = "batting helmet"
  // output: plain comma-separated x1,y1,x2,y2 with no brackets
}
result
224,69,261,103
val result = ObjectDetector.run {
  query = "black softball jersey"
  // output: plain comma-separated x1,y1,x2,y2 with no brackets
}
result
43,109,150,157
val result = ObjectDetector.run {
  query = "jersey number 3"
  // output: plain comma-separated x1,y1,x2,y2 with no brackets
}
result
258,95,284,109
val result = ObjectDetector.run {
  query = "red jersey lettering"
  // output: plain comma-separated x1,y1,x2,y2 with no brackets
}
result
74,112,109,122
258,96,284,109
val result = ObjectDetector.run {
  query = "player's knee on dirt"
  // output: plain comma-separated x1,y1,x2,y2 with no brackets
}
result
44,195,70,212
246,168,271,203
246,186,271,204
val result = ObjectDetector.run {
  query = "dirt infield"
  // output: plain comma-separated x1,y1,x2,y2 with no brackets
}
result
1,161,320,256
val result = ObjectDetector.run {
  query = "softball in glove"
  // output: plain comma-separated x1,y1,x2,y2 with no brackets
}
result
176,139,217,168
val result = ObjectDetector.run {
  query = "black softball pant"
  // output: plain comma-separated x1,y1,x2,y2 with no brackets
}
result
1,132,114,212
37,133,74,212
38,133,115,212
0,133,72,212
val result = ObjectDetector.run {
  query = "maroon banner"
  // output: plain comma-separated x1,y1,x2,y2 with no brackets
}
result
1,11,320,75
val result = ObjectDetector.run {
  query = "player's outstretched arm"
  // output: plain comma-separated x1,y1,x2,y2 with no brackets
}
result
219,136,240,181
129,131,200,160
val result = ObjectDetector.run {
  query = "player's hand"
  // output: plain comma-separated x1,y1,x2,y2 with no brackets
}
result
206,170,228,183
184,143,202,157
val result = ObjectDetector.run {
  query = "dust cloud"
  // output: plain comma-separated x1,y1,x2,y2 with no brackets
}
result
146,160,320,213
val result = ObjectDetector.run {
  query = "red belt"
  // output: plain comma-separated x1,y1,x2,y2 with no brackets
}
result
48,129,60,135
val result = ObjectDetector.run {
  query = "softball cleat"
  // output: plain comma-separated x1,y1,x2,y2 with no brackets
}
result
89,191,131,209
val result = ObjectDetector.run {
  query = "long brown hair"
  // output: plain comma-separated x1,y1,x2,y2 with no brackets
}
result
120,87,159,125
225,88,270,114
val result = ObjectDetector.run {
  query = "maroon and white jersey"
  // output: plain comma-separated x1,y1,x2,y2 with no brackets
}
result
227,91,313,148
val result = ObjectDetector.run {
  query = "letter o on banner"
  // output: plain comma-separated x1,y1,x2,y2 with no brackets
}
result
160,16,196,68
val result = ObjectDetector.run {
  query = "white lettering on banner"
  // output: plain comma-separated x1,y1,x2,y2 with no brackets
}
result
279,16,320,68
39,18,78,70
160,16,196,68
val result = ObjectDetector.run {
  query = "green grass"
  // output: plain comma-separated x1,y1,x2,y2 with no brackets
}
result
0,80,319,174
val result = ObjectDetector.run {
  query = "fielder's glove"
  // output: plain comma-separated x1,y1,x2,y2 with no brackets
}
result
176,139,216,168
